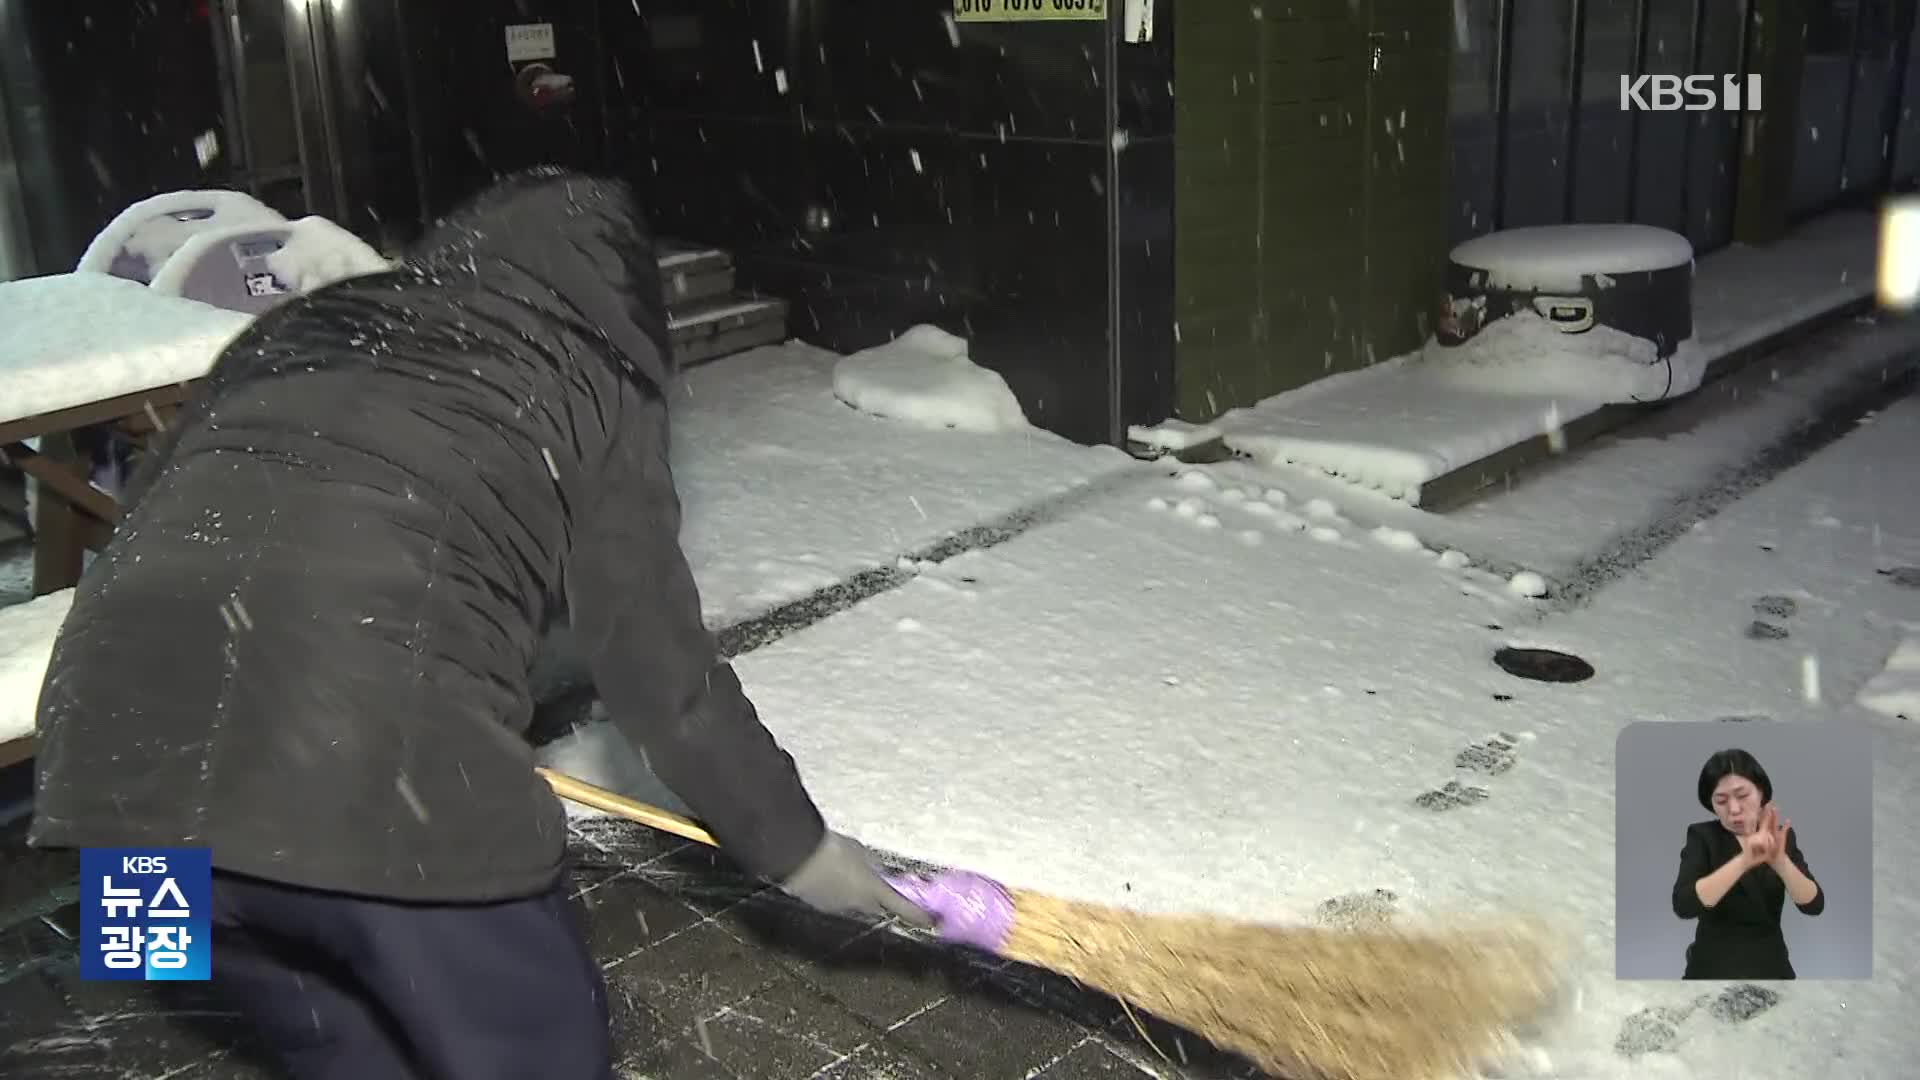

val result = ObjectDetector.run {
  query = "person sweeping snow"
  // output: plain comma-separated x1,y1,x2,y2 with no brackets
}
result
27,168,929,1080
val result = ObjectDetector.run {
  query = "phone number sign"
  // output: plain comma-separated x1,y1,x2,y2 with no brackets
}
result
954,0,1106,21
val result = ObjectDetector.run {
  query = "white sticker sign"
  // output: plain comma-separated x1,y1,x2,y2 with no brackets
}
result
505,23,557,63
953,0,1105,22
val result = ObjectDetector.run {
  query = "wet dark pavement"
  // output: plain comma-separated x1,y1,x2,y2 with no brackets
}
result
0,811,1268,1080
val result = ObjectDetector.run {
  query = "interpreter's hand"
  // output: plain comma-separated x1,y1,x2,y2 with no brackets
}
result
1760,805,1792,870
780,831,936,930
1737,816,1775,868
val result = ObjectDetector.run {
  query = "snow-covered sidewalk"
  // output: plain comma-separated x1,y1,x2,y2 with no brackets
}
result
542,314,1920,1075
710,390,1919,1079
1207,211,1881,504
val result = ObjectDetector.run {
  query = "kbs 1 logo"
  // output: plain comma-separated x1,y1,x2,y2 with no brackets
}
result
1619,74,1762,112
79,848,213,981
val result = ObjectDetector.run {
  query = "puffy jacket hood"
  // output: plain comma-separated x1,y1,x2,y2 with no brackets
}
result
407,167,672,390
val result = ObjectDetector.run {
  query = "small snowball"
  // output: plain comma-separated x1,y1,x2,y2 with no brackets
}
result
1437,549,1472,570
1508,571,1549,597
1263,488,1289,505
1195,513,1222,529
1305,498,1341,520
1146,496,1170,511
1309,526,1343,543
1175,470,1217,491
896,617,923,632
1174,497,1206,518
1370,525,1423,552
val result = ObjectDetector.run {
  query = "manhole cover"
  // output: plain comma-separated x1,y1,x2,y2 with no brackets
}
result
1494,646,1595,683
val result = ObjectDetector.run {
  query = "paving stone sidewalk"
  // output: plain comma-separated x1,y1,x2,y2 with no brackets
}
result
0,813,1267,1079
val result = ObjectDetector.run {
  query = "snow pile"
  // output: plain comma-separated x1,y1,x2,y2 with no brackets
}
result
831,325,1030,433
74,189,284,279
1451,224,1693,292
1857,634,1920,720
1429,310,1710,403
263,216,395,293
0,273,251,426
0,588,72,743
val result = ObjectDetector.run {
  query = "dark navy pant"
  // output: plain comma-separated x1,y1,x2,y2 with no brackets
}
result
206,869,613,1080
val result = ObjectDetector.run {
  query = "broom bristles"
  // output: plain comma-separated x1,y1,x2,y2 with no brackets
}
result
999,889,1569,1080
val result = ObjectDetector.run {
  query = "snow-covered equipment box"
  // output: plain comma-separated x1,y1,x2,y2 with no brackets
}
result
1435,224,1694,361
74,189,286,285
148,216,395,316
147,223,299,315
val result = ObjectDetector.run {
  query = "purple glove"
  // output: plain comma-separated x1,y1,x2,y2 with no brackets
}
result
885,870,1017,953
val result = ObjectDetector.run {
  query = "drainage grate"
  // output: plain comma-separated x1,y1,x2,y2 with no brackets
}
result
1494,646,1595,683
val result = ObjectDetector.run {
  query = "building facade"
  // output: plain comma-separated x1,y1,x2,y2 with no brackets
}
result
3,1,1918,445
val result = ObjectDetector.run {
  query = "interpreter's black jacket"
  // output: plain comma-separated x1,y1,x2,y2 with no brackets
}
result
1671,819,1824,979
29,170,827,901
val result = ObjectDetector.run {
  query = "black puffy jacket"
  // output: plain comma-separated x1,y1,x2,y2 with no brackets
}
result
29,170,827,902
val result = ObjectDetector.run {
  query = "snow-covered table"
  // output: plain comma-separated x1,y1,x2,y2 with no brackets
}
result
0,273,249,595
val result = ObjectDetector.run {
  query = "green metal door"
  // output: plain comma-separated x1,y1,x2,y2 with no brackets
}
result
1173,0,1452,419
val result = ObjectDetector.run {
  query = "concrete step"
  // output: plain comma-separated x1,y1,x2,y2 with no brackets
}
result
656,242,734,309
668,295,789,367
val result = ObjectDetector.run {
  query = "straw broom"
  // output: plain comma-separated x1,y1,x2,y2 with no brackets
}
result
538,768,1570,1080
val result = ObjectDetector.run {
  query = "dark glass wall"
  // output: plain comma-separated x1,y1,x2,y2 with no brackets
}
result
1792,1,1860,211
1575,0,1638,224
1449,0,1502,240
1892,5,1920,180
1497,1,1576,228
600,0,1172,444
1789,0,1919,217
1686,0,1748,248
1632,0,1697,232
1454,0,1920,252
0,0,227,276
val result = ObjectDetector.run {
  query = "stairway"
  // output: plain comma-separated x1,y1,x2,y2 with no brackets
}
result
658,241,789,366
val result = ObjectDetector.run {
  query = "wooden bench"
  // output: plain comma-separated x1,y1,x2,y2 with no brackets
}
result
0,736,30,769
0,384,191,596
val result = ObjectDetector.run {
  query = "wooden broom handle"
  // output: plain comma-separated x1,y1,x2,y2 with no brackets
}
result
534,767,720,850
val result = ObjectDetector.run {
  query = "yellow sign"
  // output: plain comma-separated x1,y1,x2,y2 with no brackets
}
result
954,0,1107,22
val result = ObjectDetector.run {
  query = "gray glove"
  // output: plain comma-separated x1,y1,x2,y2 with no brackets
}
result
779,831,935,930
